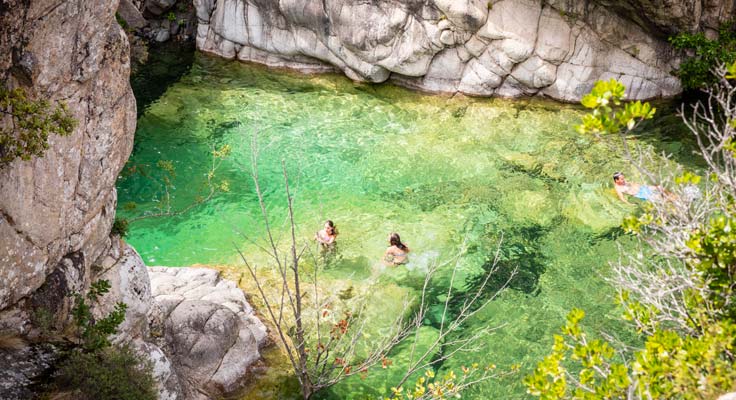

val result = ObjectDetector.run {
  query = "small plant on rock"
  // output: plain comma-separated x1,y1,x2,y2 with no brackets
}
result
0,85,76,167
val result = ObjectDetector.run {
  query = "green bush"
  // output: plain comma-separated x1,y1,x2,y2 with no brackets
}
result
71,279,127,351
669,22,736,90
112,217,129,238
0,85,77,167
55,345,157,400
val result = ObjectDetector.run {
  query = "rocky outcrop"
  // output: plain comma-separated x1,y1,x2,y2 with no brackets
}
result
0,0,136,333
192,0,706,100
147,267,269,400
0,1,267,399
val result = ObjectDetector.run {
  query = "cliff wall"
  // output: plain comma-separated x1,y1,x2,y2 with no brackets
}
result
193,0,735,101
0,2,267,399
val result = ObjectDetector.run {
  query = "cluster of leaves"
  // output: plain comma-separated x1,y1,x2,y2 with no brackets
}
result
686,215,736,319
0,85,76,167
577,79,656,136
71,279,128,351
50,280,156,400
669,22,736,90
386,365,504,400
111,217,129,238
54,345,157,400
525,309,736,400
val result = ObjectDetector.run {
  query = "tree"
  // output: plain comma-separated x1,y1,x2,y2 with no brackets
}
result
525,64,736,399
233,134,518,399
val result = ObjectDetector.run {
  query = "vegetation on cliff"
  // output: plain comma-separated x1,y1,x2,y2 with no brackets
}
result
0,85,76,167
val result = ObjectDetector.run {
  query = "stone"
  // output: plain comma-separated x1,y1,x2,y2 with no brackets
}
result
148,267,268,399
97,244,152,342
536,6,574,64
0,0,136,322
154,28,171,42
117,0,148,30
145,0,177,17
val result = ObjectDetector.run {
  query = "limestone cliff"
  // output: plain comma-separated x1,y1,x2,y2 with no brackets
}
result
193,0,734,101
0,1,267,399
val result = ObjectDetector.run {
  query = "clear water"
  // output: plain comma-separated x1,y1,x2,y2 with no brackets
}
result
117,53,693,398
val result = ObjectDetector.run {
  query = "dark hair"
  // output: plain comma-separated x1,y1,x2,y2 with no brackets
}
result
389,232,407,251
325,220,336,235
613,172,623,182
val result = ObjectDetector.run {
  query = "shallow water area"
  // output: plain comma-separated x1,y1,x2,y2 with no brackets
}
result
118,53,692,398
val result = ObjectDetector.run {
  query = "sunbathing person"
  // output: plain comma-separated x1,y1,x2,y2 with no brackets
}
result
613,172,664,204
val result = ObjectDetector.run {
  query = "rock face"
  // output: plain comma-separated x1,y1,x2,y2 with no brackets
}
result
193,0,733,101
0,1,267,399
0,0,136,331
147,267,269,400
191,0,662,100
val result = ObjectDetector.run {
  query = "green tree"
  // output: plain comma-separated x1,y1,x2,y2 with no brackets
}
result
0,85,76,167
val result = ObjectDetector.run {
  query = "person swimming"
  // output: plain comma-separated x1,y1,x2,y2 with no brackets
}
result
315,220,337,249
613,172,663,204
384,232,410,266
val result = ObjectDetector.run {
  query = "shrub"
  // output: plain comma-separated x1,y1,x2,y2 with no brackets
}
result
54,345,157,400
669,22,736,90
0,85,76,167
71,279,127,351
111,217,129,238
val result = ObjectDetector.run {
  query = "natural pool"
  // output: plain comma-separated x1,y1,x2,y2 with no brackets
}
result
117,52,693,398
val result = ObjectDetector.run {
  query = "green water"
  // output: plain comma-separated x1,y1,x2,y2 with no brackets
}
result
118,53,692,398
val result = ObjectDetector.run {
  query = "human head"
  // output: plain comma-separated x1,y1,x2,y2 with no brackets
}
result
325,220,335,233
613,172,625,184
389,232,405,249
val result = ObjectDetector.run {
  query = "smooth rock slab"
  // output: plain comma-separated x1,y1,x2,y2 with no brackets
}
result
148,267,268,400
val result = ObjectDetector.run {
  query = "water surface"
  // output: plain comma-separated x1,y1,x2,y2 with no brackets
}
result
118,54,692,398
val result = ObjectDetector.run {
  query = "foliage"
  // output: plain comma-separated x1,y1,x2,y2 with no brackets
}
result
111,217,129,238
0,85,76,167
526,64,736,399
525,310,736,400
577,79,656,136
115,12,129,30
55,345,157,400
167,11,177,22
386,364,512,400
686,215,736,320
669,22,736,90
71,279,128,351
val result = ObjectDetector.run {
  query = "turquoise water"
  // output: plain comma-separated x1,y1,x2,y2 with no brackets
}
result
117,54,692,398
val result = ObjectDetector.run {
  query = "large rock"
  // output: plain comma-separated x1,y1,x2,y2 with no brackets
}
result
190,0,731,100
117,0,148,30
0,0,136,318
148,267,269,400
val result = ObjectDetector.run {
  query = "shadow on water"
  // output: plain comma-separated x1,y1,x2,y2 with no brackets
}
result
130,41,195,116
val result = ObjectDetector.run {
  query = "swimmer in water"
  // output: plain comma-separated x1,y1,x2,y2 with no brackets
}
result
384,232,410,266
613,172,665,204
315,220,337,249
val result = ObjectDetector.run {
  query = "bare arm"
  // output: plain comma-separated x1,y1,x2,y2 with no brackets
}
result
616,189,631,205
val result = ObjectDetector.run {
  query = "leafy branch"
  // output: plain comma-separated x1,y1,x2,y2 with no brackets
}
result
0,85,77,167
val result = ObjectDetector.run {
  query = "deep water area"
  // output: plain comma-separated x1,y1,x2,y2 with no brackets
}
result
118,53,695,398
